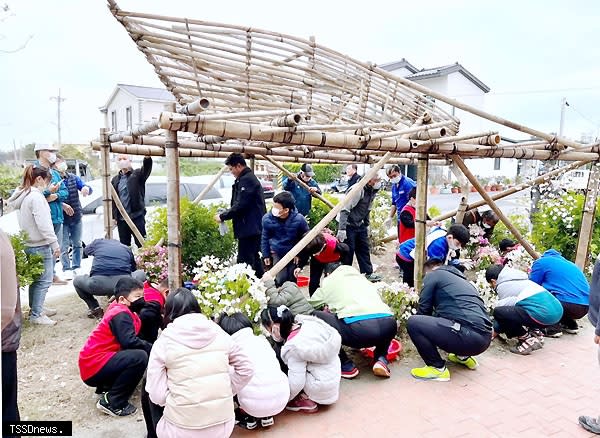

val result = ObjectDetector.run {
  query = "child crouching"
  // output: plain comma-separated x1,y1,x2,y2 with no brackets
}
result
218,312,290,430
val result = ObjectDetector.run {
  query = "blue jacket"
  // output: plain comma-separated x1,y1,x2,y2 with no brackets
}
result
529,249,590,305
282,175,321,217
391,175,416,217
62,173,92,224
398,227,448,262
38,162,68,225
261,210,309,258
85,238,136,277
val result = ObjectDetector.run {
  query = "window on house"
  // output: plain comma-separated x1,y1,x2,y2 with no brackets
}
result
494,158,501,170
125,106,132,131
111,110,117,132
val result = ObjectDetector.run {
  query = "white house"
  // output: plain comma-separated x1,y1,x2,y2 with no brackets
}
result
380,59,520,181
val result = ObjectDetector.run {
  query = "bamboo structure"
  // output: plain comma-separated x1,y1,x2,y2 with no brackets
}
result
165,103,182,289
110,185,145,246
575,164,600,268
100,128,113,239
192,165,228,204
414,154,429,290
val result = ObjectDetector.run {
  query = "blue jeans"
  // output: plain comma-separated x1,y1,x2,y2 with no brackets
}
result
52,222,63,276
61,220,82,270
25,245,53,319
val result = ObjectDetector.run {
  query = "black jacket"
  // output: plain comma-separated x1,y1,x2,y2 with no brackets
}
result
339,185,378,230
346,173,361,190
111,157,153,221
138,301,162,344
220,167,266,238
418,266,492,334
461,210,494,240
108,312,152,354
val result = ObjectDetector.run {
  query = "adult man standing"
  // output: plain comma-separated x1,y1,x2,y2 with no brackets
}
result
34,143,68,285
345,164,360,190
337,173,382,282
73,238,146,319
384,165,416,232
215,153,266,277
111,154,152,247
283,163,321,217
54,155,92,279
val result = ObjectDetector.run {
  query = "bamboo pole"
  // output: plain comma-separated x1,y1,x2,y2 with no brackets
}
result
192,165,229,204
165,103,182,289
414,153,429,291
179,97,210,115
110,185,145,246
575,163,600,269
455,196,469,224
461,134,501,146
452,156,539,259
263,152,393,283
100,128,113,239
108,119,160,143
161,109,308,124
364,120,451,141
260,155,335,208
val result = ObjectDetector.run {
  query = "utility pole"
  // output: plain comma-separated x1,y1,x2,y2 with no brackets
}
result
559,97,569,138
12,139,18,166
50,88,66,147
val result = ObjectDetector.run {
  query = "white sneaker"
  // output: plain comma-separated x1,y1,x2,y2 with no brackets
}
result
72,269,79,277
30,315,57,325
62,271,74,280
44,308,57,317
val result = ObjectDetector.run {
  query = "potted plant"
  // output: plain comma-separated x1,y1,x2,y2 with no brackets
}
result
430,185,440,195
439,182,451,194
451,181,461,194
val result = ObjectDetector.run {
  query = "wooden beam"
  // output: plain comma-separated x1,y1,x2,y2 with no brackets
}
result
192,165,228,204
165,103,182,290
452,156,539,259
414,153,429,290
100,128,113,239
110,185,145,246
575,163,600,268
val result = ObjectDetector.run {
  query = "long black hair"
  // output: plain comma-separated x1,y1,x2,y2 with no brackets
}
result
164,288,201,324
260,305,295,340
217,312,253,335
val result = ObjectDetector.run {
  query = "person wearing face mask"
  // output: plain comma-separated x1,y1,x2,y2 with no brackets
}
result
282,163,322,217
53,155,92,279
461,209,499,240
33,143,69,285
7,165,61,325
396,224,470,287
485,264,562,355
79,277,151,417
407,259,493,382
260,305,341,413
261,191,309,286
384,165,416,234
111,154,153,247
337,174,383,282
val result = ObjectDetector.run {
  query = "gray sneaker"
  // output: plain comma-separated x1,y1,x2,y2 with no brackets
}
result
365,273,382,283
30,315,57,326
579,416,600,434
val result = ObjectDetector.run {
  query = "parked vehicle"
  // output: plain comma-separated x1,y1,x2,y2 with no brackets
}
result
328,177,349,193
259,178,275,198
24,159,93,182
551,169,590,192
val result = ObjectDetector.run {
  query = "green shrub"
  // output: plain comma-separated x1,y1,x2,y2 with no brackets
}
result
146,198,236,279
9,231,45,287
307,193,339,232
283,163,343,183
0,165,21,199
428,205,442,219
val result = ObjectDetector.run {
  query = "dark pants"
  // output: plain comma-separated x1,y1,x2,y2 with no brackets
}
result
493,306,546,338
314,311,398,365
84,350,148,409
2,351,20,435
557,301,589,330
117,215,146,248
396,255,414,288
308,258,326,296
271,253,296,287
237,235,264,278
73,270,146,310
407,315,492,369
344,225,373,275
141,375,164,438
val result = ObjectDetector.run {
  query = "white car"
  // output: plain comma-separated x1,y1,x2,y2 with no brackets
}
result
552,169,590,192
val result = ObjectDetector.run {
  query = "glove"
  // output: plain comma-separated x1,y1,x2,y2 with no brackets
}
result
336,229,347,242
383,218,393,229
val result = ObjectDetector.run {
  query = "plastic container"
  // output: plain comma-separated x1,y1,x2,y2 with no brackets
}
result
360,338,403,362
296,275,309,288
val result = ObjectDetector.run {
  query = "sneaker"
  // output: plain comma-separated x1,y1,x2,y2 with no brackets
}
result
260,417,275,428
365,273,382,283
235,413,257,430
541,326,563,338
411,365,450,382
510,334,542,355
529,329,545,344
447,353,479,370
286,395,318,413
561,323,579,335
341,362,360,379
43,307,57,317
372,357,391,378
87,307,104,319
30,315,57,326
96,394,137,417
52,276,68,285
579,415,600,434
62,271,73,281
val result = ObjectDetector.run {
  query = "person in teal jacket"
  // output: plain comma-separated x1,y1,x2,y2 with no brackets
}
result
34,144,68,285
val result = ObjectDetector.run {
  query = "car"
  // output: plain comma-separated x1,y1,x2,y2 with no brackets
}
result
327,177,349,193
196,173,275,200
551,169,590,193
259,178,275,198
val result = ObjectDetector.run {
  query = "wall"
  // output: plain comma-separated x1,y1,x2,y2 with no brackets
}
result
105,89,140,133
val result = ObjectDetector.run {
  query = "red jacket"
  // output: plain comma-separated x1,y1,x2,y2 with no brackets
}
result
399,204,416,243
78,302,142,381
143,281,166,307
314,233,341,264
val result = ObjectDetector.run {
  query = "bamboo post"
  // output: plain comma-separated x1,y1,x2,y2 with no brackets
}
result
110,185,145,246
455,197,469,224
264,152,393,283
192,165,229,204
165,103,182,290
452,156,539,259
260,155,335,209
414,153,429,291
575,163,600,269
100,128,113,239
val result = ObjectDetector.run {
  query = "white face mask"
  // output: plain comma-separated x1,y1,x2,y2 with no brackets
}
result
271,324,284,342
47,152,57,164
56,161,68,172
391,176,401,184
482,222,491,229
271,207,281,217
373,181,382,190
448,238,460,251
118,159,131,170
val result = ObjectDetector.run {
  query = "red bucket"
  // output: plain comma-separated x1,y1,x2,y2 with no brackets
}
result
361,338,403,362
296,275,309,288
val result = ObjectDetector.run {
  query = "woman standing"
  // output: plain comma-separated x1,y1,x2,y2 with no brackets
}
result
8,165,60,325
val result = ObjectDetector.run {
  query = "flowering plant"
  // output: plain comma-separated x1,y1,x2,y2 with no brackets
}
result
369,191,393,253
376,281,419,328
460,224,501,270
503,245,534,273
135,246,169,284
192,256,268,323
472,269,497,312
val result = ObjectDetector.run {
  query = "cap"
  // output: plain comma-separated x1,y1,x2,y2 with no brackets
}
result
33,143,59,152
301,163,315,177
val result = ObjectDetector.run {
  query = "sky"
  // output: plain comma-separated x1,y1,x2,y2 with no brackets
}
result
0,0,599,153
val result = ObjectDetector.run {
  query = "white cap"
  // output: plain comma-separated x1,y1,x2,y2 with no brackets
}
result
33,143,58,152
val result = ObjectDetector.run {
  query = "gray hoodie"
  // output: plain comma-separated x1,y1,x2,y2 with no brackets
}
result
8,187,59,250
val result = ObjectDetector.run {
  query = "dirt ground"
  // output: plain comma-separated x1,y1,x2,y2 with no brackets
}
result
16,242,509,437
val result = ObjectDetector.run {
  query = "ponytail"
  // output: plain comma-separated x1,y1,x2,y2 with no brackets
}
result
20,165,49,191
260,305,295,340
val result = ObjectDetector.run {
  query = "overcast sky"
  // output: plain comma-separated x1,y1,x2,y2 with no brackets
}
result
0,0,599,152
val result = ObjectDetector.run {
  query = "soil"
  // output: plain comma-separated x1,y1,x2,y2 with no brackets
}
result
15,241,510,437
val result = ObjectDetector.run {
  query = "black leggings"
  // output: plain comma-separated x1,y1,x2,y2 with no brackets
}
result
2,351,19,437
314,311,398,365
493,306,547,338
396,255,414,288
84,349,148,409
141,375,164,438
407,315,491,369
308,258,326,296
